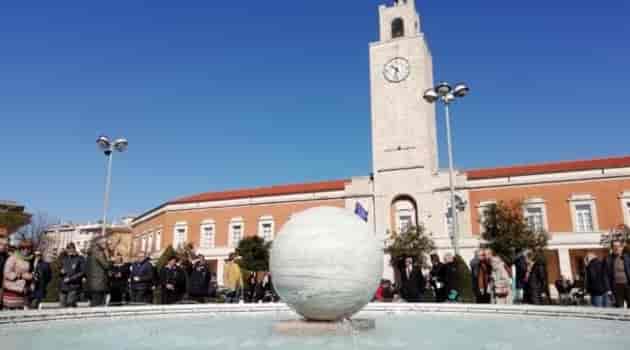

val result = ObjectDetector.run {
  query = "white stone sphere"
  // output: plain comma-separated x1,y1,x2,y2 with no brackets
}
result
270,206,383,321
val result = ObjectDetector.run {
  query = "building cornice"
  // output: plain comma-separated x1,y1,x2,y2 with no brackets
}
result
132,190,349,226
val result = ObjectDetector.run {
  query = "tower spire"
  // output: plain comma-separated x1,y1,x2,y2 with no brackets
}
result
378,0,420,42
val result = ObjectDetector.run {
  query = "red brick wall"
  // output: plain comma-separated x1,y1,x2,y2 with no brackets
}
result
133,198,346,250
469,178,630,235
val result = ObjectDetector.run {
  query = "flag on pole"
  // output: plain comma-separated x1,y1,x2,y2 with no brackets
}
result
355,202,369,222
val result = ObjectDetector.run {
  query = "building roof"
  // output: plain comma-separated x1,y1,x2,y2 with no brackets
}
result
169,179,349,205
0,200,25,211
466,155,630,180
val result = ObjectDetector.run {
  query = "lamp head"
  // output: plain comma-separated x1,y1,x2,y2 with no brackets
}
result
443,93,456,104
96,135,111,151
453,83,470,98
422,88,439,103
113,138,128,153
436,82,452,96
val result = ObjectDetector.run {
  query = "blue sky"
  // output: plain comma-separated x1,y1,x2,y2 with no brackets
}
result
1,0,629,223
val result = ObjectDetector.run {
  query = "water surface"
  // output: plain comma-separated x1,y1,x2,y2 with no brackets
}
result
1,311,628,350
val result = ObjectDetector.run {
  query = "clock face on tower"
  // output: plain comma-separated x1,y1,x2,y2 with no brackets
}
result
383,57,410,83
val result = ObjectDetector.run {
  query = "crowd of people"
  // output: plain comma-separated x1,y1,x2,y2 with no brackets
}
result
1,236,628,310
373,244,630,308
0,239,52,310
0,238,279,310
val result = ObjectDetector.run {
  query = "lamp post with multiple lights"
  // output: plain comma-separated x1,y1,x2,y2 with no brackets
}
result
423,82,469,255
96,135,128,237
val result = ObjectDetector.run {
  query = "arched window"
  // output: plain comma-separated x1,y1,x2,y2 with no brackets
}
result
391,195,418,233
392,18,404,39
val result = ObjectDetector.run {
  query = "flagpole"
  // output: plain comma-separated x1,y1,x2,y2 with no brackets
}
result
371,173,377,236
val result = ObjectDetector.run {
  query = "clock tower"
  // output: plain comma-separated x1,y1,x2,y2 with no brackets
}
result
370,0,437,175
365,0,448,248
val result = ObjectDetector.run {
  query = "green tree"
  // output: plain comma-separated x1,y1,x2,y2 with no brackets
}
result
0,211,31,235
481,201,549,264
385,225,436,269
236,236,271,272
156,245,177,271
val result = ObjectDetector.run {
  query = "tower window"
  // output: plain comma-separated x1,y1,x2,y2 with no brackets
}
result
392,18,404,39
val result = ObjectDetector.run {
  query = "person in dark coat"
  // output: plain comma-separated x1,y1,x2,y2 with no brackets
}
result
400,257,425,302
255,272,278,303
525,254,548,305
159,256,185,304
207,272,218,299
188,255,211,303
442,253,459,302
174,259,187,301
554,276,574,305
606,241,630,308
429,254,447,302
30,250,52,309
374,279,396,302
0,238,9,310
514,251,529,303
86,238,112,307
108,255,130,305
59,243,86,307
470,250,481,302
244,272,258,303
130,253,155,304
473,249,492,304
585,253,611,307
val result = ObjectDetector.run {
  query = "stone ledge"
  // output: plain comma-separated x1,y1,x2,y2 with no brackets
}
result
1,303,629,325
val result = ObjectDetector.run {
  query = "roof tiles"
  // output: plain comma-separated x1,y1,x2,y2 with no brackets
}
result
466,155,630,180
169,179,349,205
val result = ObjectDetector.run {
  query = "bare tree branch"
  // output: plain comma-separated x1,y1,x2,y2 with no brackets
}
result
14,210,58,250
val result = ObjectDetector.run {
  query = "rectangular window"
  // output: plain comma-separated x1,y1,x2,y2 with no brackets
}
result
575,204,594,232
261,223,273,242
200,224,215,249
525,207,544,233
398,214,412,233
258,217,275,242
477,201,496,233
155,230,162,251
147,234,154,252
173,224,187,248
231,224,243,247
141,237,147,252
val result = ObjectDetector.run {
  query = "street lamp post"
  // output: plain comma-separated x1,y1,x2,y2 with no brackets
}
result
423,82,469,256
96,135,128,238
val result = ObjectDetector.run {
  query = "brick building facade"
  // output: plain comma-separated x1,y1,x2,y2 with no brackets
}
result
131,1,630,290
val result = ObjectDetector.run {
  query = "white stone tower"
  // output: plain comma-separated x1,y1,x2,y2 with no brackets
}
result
369,0,440,247
370,0,437,176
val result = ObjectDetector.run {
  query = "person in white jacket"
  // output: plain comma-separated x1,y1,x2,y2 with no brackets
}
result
489,251,513,305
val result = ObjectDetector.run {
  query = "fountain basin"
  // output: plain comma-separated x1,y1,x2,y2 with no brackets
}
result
1,303,629,350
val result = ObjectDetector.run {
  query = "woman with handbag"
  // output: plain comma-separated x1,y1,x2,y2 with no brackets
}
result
2,240,34,310
489,251,513,305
